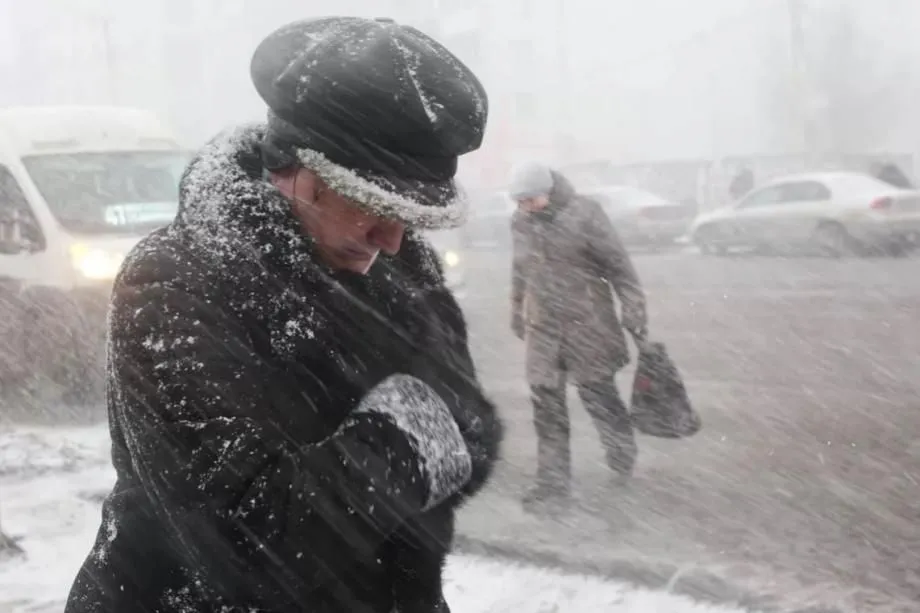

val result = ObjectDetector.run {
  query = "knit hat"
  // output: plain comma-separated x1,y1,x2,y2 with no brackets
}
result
508,161,554,200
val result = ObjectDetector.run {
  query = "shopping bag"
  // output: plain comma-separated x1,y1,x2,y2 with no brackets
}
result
630,335,701,438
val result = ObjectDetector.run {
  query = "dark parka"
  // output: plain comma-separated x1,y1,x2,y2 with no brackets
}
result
64,126,502,613
511,172,647,388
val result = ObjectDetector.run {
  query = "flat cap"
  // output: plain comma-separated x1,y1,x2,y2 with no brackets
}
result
251,16,489,228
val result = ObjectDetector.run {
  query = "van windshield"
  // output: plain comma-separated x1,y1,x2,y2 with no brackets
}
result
22,151,191,235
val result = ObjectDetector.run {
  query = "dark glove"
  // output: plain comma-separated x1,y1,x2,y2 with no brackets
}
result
355,374,472,511
511,312,525,340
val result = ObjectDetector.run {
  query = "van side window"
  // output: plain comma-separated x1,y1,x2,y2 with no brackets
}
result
0,166,45,251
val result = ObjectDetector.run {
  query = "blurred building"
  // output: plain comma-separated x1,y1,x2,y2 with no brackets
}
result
4,0,920,178
421,1,569,190
0,1,112,106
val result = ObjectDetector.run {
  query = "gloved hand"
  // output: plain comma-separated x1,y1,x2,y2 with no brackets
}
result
511,312,525,340
356,374,471,511
622,307,648,340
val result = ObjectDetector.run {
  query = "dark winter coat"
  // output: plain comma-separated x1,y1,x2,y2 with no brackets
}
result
511,173,647,388
728,168,754,201
64,125,502,613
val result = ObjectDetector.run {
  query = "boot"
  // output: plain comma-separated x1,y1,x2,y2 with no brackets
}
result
522,482,572,516
526,385,572,516
577,379,638,482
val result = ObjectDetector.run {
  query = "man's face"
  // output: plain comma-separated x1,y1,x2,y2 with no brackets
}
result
273,168,406,274
516,194,551,213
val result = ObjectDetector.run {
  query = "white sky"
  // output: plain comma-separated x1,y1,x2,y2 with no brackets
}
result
1,0,919,175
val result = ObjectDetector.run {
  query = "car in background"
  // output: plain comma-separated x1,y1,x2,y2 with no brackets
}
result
424,228,467,297
465,190,515,249
0,106,190,413
689,171,920,257
583,185,695,249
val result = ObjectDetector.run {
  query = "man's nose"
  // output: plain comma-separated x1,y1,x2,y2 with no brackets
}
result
368,219,405,255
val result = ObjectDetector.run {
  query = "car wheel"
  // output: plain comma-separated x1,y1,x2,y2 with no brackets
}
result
699,242,724,255
0,283,30,404
883,242,909,258
695,226,727,256
811,222,855,258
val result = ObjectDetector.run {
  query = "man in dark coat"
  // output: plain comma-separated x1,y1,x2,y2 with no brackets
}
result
509,162,646,514
728,165,755,201
872,161,913,189
65,16,502,613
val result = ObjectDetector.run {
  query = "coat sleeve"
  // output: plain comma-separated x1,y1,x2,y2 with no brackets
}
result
581,198,648,333
108,272,471,598
510,210,529,322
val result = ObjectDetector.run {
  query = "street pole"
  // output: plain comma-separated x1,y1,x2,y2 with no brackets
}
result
553,0,570,164
101,16,117,104
99,0,118,104
787,0,817,161
49,0,118,104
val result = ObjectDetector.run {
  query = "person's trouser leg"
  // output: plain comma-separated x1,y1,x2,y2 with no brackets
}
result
529,382,571,497
576,379,637,478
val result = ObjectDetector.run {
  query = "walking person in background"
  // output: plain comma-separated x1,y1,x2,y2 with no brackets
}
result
728,165,755,201
509,162,648,515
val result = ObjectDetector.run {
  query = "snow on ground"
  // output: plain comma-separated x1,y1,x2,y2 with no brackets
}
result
0,426,756,613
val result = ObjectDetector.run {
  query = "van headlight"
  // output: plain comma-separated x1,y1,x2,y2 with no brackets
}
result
443,250,461,267
70,244,125,280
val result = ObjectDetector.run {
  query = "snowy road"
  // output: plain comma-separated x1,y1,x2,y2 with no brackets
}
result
455,250,920,613
1,251,918,612
0,427,754,613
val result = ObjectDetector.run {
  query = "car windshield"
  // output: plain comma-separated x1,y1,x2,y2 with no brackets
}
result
22,151,192,236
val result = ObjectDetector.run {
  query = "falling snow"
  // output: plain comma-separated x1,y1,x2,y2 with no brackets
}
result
2,4,920,613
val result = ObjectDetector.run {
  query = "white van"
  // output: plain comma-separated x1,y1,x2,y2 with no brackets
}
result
0,106,190,412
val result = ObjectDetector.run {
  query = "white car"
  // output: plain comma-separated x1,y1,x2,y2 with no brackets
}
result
583,185,695,248
690,171,920,256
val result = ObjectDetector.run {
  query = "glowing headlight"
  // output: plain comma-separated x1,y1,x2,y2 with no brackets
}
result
443,250,461,267
70,244,125,280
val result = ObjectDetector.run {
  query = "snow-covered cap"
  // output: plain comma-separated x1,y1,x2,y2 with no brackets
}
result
508,161,555,201
250,16,489,229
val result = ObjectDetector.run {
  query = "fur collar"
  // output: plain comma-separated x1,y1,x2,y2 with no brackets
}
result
172,124,446,292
